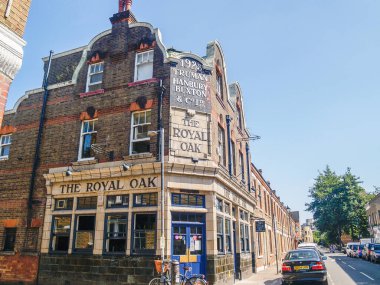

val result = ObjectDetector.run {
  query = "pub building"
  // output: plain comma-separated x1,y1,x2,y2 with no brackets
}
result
0,1,297,284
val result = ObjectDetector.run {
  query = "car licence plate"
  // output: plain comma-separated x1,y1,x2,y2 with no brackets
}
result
294,266,309,271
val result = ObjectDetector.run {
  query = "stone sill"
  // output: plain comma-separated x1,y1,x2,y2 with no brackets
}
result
0,156,9,161
72,159,98,167
0,251,15,256
123,153,153,160
79,89,105,98
127,78,159,87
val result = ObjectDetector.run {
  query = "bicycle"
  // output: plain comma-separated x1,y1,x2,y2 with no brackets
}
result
149,260,207,285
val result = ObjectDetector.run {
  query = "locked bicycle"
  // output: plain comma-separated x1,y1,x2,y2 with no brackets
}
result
149,260,207,285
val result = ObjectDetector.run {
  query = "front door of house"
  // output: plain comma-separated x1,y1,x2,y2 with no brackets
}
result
172,213,206,275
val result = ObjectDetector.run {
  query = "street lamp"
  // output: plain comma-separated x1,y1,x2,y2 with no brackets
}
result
148,128,165,263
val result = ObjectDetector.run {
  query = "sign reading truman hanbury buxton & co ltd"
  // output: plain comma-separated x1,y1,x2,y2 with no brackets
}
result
170,57,211,113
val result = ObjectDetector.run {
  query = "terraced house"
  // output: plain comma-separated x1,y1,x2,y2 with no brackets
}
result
0,2,297,284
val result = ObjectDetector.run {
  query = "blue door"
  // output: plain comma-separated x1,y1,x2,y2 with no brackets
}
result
172,213,206,275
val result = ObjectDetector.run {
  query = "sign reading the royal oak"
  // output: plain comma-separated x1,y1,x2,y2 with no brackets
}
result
53,176,159,195
170,57,212,113
170,109,211,160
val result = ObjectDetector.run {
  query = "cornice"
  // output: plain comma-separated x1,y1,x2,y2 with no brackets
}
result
0,24,26,79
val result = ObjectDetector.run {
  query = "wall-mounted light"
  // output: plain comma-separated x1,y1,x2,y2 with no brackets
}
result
122,163,132,171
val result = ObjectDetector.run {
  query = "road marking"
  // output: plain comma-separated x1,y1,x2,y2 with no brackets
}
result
360,272,374,281
342,261,346,264
348,265,356,270
327,272,335,285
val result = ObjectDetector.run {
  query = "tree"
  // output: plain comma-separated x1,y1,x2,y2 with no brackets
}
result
306,166,371,245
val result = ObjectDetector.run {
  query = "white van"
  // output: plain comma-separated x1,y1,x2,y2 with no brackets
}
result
346,242,360,257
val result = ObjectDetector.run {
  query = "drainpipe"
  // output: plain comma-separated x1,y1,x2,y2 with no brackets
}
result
226,115,232,176
245,143,251,192
27,50,54,227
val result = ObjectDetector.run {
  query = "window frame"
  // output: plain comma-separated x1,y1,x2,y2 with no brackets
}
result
217,216,224,254
106,195,129,209
225,218,232,253
54,198,74,211
134,50,154,82
3,228,16,252
130,110,152,155
78,119,97,161
171,193,205,208
217,126,226,166
50,215,72,253
73,214,96,253
133,193,158,207
131,212,157,255
216,73,223,100
239,151,245,181
104,213,128,254
77,196,98,210
86,61,104,92
0,134,11,160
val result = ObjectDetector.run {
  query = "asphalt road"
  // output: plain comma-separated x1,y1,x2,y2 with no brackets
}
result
325,252,380,285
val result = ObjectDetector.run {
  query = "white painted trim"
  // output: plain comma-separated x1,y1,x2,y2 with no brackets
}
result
41,46,86,62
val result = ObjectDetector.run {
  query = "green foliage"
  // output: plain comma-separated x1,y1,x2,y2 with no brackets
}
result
306,166,371,245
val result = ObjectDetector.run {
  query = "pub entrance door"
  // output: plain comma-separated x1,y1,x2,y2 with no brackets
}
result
171,213,206,275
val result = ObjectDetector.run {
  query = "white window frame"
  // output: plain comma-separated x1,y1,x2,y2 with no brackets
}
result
78,119,97,161
218,126,225,166
134,50,154,82
86,62,104,92
0,134,11,160
130,110,152,155
216,73,223,99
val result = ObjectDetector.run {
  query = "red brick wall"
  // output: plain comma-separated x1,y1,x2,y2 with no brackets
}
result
0,73,11,128
0,253,38,283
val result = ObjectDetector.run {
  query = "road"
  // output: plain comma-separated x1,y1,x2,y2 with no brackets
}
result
325,252,380,285
237,251,380,285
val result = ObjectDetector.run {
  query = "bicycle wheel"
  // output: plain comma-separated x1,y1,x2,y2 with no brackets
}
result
149,277,161,285
186,277,207,285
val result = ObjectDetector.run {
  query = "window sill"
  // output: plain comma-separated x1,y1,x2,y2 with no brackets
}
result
0,156,9,161
0,251,15,256
128,78,160,87
73,159,98,166
124,153,153,160
79,89,105,98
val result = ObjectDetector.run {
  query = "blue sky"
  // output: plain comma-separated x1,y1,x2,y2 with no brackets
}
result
7,0,380,223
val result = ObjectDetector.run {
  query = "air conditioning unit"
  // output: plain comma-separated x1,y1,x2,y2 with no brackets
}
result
56,199,67,209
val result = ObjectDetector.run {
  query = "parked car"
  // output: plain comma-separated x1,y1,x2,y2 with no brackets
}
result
298,242,325,256
362,243,374,261
346,242,360,257
281,249,328,285
369,244,380,263
352,244,364,258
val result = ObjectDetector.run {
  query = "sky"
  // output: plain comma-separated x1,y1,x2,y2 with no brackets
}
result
6,0,380,223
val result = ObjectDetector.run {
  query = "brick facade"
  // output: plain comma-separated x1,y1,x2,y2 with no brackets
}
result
0,5,297,285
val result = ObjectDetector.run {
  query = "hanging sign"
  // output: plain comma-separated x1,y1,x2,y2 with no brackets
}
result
256,220,266,232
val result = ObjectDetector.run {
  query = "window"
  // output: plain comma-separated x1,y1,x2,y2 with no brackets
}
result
257,232,263,256
224,202,230,215
79,120,97,160
216,73,223,99
225,219,231,253
239,152,245,181
237,107,242,129
107,195,129,208
172,213,204,223
105,214,128,253
217,216,224,254
240,210,248,222
218,126,226,166
0,134,11,159
77,196,97,210
86,62,104,92
216,198,223,212
54,198,73,211
240,220,250,253
51,216,71,252
135,50,154,81
133,193,157,207
172,194,205,207
74,215,96,251
3,228,16,251
173,226,186,255
131,110,151,154
132,213,156,254
231,141,236,175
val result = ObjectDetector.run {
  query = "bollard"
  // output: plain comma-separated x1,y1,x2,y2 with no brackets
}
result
171,260,180,285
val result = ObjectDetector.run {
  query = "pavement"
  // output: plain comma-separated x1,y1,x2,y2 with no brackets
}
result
236,266,282,285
